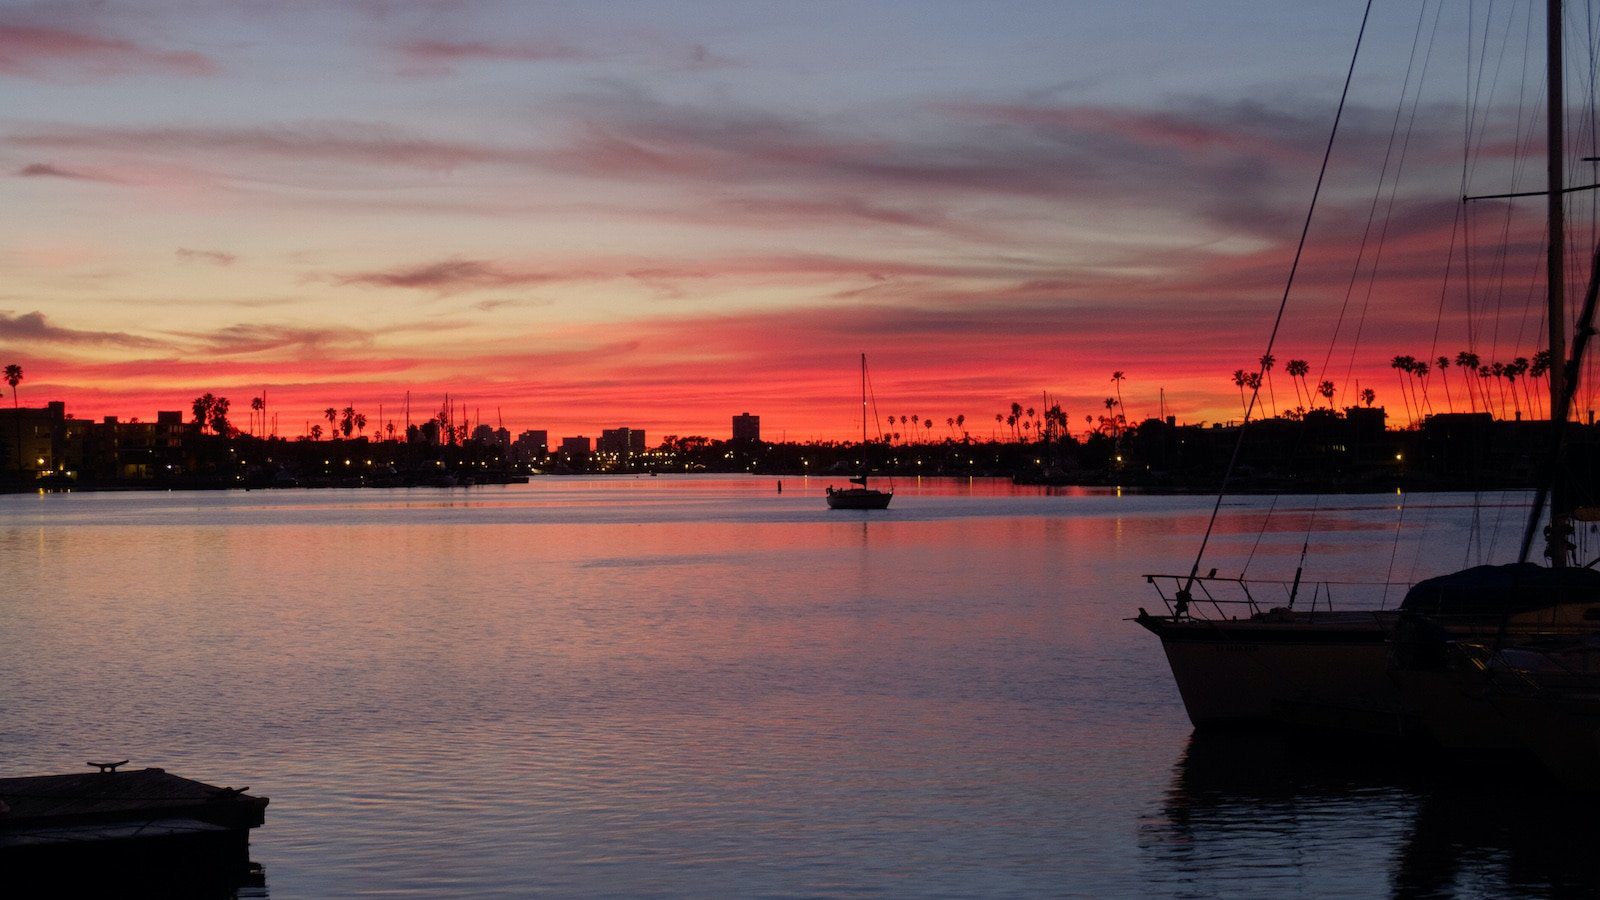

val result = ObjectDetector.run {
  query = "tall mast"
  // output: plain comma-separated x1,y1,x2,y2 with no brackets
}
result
860,353,868,477
1546,0,1571,565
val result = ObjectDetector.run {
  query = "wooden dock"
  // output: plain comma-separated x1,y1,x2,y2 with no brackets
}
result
0,763,268,891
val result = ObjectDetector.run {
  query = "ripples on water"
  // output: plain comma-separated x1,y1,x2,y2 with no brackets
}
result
0,477,1592,896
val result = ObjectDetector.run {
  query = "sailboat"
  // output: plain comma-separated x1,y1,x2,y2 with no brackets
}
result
1137,0,1600,734
826,353,893,510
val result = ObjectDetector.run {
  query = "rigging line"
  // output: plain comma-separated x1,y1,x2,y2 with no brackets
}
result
1325,0,1436,411
1521,234,1600,562
1426,207,1467,416
1274,1,1441,579
1586,0,1600,415
1466,1,1515,190
1181,0,1374,598
1381,488,1411,609
1248,0,1438,579
1466,4,1487,562
863,359,897,490
1484,2,1541,372
1503,1,1548,372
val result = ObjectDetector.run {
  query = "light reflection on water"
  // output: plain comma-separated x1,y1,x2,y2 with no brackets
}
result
0,477,1576,896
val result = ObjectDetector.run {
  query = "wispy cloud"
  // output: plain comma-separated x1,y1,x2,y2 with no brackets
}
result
16,162,119,183
334,259,566,292
684,44,741,71
171,323,373,356
0,23,216,81
396,37,588,75
9,122,545,172
175,248,237,266
0,310,165,348
329,252,1082,297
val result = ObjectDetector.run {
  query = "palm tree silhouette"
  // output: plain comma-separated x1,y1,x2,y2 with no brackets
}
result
4,364,22,481
1503,359,1526,419
1286,359,1310,410
1530,350,1552,418
1231,368,1247,415
1317,379,1335,409
1390,356,1416,424
311,424,323,441
1111,371,1127,423
324,407,337,439
1510,357,1532,418
1361,387,1376,407
1258,355,1277,416
1434,356,1454,412
1411,359,1431,416
250,396,265,436
1454,351,1482,412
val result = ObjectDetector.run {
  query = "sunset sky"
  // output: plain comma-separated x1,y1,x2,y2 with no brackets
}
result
2,1,1590,440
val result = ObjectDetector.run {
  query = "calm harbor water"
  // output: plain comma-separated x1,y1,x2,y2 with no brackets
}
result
2,476,1595,897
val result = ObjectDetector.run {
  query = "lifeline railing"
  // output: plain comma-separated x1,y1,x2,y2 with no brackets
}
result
1142,572,1414,620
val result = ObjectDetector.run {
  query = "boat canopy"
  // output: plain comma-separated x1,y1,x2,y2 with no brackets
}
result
1400,563,1600,616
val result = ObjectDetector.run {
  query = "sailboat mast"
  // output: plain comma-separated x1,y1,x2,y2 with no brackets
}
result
860,352,868,477
1547,0,1571,565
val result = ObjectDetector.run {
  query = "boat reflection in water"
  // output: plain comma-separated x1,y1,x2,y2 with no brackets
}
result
1140,730,1600,897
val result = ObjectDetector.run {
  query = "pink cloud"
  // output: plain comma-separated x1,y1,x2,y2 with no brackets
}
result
0,24,215,80
16,162,120,183
9,123,545,172
400,38,587,63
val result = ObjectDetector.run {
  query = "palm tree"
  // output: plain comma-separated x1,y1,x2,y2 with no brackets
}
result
1286,359,1310,410
1258,354,1277,416
193,393,216,430
209,396,231,436
1390,356,1415,424
1317,379,1335,409
250,396,265,436
1102,397,1119,437
1010,402,1023,442
1411,359,1431,416
1434,356,1454,413
323,407,337,439
1361,387,1376,407
1231,368,1247,415
1489,362,1507,418
355,412,368,438
1504,359,1527,419
311,424,323,441
1111,371,1127,422
1530,350,1552,419
1455,350,1482,412
4,364,21,481
1510,357,1531,418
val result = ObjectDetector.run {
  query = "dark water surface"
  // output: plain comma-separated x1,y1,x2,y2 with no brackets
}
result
2,476,1594,897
